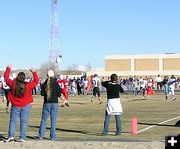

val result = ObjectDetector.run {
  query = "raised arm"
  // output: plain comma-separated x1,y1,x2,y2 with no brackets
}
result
29,68,39,88
119,84,124,93
4,65,13,87
101,81,108,88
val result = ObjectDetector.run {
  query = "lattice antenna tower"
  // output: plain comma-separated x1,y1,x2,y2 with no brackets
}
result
49,0,61,65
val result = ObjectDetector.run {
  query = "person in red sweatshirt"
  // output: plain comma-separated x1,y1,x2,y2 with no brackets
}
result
3,64,39,142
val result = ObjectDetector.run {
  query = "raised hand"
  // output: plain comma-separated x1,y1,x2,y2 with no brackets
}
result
8,64,12,69
30,68,36,73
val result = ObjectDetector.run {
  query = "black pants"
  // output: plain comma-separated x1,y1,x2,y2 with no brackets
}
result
157,82,162,90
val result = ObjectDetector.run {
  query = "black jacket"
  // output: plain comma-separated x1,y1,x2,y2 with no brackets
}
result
102,81,124,99
41,77,61,103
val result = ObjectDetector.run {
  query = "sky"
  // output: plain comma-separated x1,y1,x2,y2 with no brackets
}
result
0,0,180,70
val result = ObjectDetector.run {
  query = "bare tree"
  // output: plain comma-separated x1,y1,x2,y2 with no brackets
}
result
85,62,92,71
67,63,78,71
38,62,60,78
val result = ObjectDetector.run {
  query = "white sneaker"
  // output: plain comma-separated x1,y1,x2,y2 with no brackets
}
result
173,98,176,101
18,139,25,142
4,137,14,143
38,137,43,140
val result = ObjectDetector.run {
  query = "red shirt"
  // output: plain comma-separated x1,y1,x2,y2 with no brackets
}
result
4,67,39,107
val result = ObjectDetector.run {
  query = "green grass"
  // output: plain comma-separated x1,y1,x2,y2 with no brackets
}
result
0,93,180,141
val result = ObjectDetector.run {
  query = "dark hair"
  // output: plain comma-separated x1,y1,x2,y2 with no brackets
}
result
171,75,176,79
110,74,118,82
94,74,98,77
15,72,26,97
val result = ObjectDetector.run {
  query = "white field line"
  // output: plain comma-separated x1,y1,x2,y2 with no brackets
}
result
137,116,180,134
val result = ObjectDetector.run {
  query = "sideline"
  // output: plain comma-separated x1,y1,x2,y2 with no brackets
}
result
137,116,180,134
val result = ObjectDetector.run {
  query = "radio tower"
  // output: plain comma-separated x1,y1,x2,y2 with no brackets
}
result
49,0,62,67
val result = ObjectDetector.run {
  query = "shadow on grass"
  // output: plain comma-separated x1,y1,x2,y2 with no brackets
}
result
127,98,148,102
29,125,100,136
29,125,130,137
138,122,176,127
0,134,6,140
26,135,51,140
128,98,162,102
69,102,86,105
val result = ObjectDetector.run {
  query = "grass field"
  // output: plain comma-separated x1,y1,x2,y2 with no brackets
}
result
0,92,180,142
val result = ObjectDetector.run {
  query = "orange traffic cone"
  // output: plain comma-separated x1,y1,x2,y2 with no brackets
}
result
131,117,138,135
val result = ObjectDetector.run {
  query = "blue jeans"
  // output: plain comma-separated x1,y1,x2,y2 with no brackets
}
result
38,103,58,140
133,87,138,96
102,111,121,135
8,104,32,140
164,84,169,95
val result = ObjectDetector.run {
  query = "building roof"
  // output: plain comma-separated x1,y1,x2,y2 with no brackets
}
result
105,53,180,59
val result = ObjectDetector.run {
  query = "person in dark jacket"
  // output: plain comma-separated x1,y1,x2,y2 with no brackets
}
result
101,74,124,136
38,70,61,141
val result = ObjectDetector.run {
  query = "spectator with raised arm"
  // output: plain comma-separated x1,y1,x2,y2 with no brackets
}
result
3,64,39,142
101,74,124,136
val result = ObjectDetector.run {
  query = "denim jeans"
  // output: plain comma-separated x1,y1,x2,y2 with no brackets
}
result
164,84,169,95
8,104,32,140
102,111,121,135
133,87,138,96
38,103,58,140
